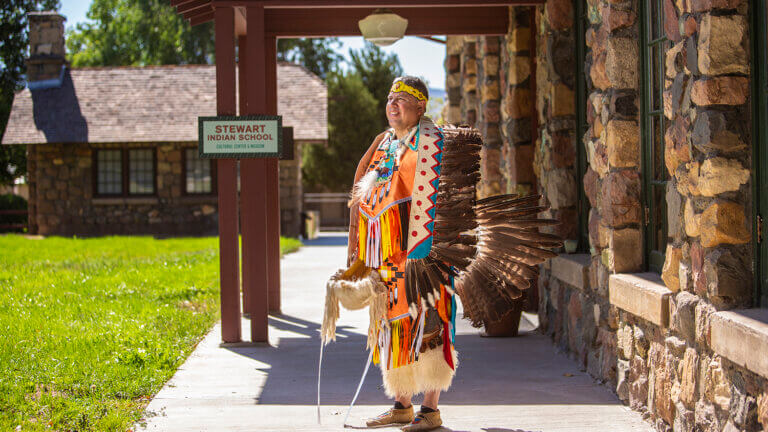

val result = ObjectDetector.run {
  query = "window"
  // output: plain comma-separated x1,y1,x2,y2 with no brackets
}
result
753,0,768,307
183,148,215,194
96,149,122,195
94,148,156,196
575,0,590,253
641,0,670,273
128,149,154,194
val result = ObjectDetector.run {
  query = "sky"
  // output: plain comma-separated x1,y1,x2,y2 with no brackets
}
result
58,1,447,90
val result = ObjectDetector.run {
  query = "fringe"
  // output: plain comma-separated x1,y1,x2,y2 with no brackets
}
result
373,309,425,370
322,267,388,350
358,200,410,268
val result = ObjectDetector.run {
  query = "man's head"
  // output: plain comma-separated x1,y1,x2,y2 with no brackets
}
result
386,76,429,132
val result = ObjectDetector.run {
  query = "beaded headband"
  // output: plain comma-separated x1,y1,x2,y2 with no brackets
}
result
390,81,428,102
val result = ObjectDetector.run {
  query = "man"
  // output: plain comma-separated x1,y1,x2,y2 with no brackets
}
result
346,76,455,432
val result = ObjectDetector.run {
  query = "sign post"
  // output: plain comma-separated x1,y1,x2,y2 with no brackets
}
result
199,114,283,344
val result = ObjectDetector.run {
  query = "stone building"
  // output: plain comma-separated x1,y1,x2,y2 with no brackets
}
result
1,12,327,237
447,1,768,431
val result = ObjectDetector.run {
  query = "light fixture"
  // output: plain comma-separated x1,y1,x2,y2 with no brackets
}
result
358,9,408,47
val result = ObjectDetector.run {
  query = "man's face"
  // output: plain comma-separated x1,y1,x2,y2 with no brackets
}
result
386,91,425,130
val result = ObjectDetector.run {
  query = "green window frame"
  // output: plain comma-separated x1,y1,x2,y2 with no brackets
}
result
751,0,768,307
575,0,590,253
640,0,670,273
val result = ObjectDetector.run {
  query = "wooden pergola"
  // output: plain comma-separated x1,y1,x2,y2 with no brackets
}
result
171,0,543,344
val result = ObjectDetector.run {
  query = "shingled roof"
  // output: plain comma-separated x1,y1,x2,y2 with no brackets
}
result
2,62,327,145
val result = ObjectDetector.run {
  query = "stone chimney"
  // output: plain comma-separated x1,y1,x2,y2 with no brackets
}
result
26,11,67,85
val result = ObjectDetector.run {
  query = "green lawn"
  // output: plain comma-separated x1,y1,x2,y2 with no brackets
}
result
0,235,301,431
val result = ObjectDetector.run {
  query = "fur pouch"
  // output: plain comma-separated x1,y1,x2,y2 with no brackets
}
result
321,260,387,349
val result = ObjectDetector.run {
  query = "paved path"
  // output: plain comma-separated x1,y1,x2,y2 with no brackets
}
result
138,233,652,432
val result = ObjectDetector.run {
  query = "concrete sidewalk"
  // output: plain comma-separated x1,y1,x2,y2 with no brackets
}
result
137,233,652,432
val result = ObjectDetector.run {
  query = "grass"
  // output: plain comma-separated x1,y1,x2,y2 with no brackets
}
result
0,235,301,431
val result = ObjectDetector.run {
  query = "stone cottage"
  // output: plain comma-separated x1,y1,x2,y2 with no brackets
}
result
1,12,327,237
446,1,768,431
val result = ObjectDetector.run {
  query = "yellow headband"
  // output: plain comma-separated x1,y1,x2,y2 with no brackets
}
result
390,81,427,102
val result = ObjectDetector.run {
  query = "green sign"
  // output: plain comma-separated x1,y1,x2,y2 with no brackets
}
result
198,115,282,158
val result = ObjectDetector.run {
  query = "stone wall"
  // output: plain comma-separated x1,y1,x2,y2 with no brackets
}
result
477,36,504,199
533,0,578,243
445,37,462,125
501,8,536,197
460,38,478,129
28,141,306,238
445,1,768,431
627,0,761,430
660,1,752,307
28,142,218,237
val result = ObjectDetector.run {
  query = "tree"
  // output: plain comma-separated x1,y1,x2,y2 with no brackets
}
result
348,42,403,130
0,0,61,186
66,0,215,67
277,38,342,81
301,43,404,192
67,2,344,78
302,71,380,192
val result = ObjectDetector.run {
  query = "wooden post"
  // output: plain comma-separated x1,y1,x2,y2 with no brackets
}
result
214,6,241,343
266,35,282,314
241,5,270,342
237,34,251,316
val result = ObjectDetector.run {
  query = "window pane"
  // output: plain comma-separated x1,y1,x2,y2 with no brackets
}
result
96,149,122,195
129,149,155,194
651,46,661,110
651,0,661,40
653,185,667,252
185,148,212,194
652,117,664,180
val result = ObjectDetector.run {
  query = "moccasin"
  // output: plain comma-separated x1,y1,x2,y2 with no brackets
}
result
366,405,414,427
401,410,442,431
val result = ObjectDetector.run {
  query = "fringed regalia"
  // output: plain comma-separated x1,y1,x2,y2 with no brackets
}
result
322,116,562,399
351,116,457,397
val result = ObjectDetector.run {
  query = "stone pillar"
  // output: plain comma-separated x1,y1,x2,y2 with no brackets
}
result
460,37,478,128
501,7,536,197
534,1,578,243
580,0,643,277
477,36,503,199
660,2,751,307
445,36,463,125
26,12,66,83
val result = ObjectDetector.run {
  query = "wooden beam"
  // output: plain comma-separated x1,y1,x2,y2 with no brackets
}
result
238,35,249,316
261,7,509,37
212,0,544,7
214,6,241,344
183,5,213,20
190,10,214,25
177,0,209,14
170,0,197,7
418,35,446,44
